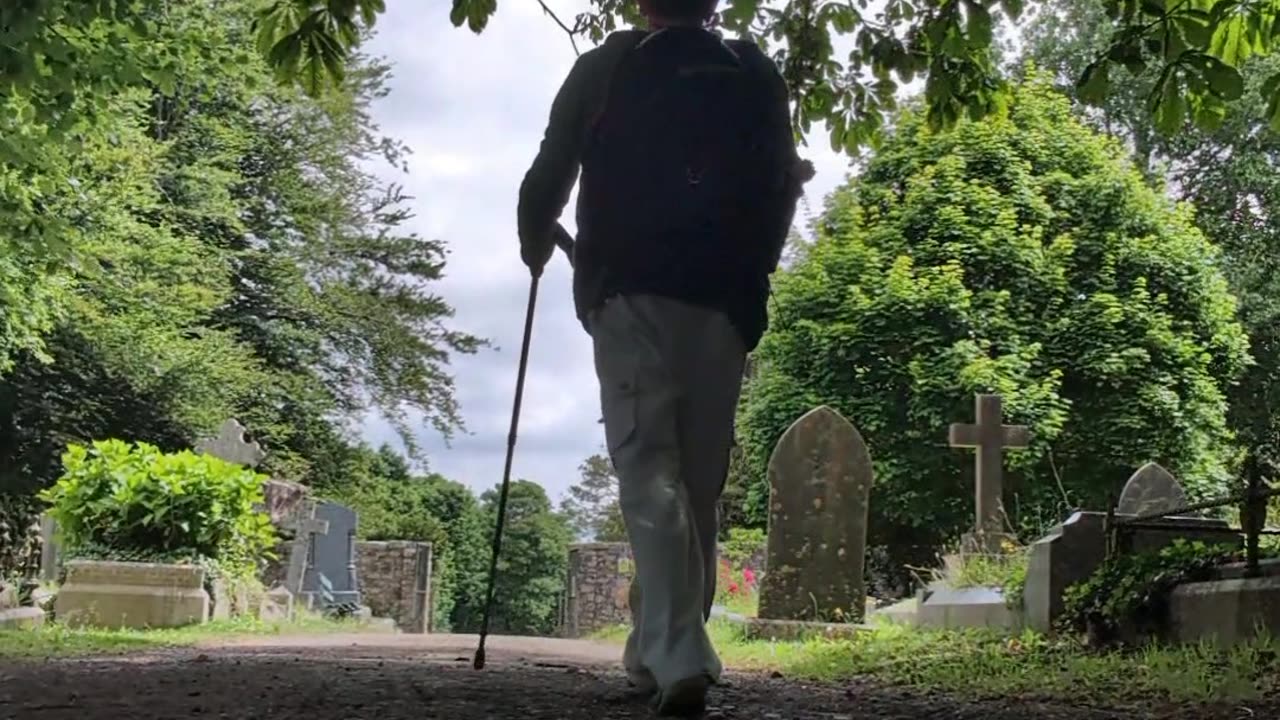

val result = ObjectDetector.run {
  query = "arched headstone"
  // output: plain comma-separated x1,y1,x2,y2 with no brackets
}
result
758,406,874,622
1117,462,1187,516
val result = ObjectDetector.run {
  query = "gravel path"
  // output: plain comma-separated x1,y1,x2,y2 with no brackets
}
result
0,634,1270,719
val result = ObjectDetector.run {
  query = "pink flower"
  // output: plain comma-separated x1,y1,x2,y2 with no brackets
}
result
742,568,756,586
727,581,740,595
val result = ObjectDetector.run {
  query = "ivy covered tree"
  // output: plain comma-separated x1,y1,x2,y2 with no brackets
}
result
736,74,1249,560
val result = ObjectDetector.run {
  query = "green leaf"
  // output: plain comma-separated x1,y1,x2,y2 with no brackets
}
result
1190,93,1227,130
1197,54,1245,100
1078,60,1112,105
965,0,994,48
999,0,1025,19
1263,72,1280,132
1153,69,1186,135
829,5,859,34
722,0,761,26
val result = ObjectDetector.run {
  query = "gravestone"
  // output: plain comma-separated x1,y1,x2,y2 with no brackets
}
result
300,501,361,609
38,514,59,582
757,405,874,623
948,394,1031,553
196,418,266,468
1117,462,1187,516
1023,510,1238,633
55,560,209,629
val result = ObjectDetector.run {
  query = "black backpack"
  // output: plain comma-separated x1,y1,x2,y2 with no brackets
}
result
577,28,782,282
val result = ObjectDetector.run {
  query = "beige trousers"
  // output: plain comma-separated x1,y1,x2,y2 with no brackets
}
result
589,294,746,690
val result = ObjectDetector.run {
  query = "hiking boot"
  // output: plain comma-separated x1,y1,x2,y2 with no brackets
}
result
652,674,711,717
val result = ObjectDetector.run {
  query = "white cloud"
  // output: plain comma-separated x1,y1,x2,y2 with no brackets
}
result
360,1,853,503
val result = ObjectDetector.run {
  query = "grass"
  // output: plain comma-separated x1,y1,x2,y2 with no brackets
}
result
0,613,366,659
593,620,1280,705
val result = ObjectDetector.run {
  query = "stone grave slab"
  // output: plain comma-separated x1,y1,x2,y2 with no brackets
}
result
1023,510,1238,634
741,616,871,642
0,607,46,630
259,585,295,621
300,501,361,609
757,405,874,624
869,597,920,627
1167,574,1280,649
917,582,1021,631
55,560,209,630
1117,462,1187,516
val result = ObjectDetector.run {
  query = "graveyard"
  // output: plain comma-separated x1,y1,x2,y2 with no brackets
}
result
6,0,1280,718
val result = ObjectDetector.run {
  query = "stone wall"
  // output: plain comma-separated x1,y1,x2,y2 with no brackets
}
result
561,541,772,637
356,541,432,633
564,543,634,638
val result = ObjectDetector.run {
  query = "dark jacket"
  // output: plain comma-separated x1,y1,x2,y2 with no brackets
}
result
516,29,799,351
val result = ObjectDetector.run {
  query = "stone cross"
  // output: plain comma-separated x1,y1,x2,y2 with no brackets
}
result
196,418,266,468
284,510,330,596
1117,462,1188,516
758,405,875,623
948,394,1030,553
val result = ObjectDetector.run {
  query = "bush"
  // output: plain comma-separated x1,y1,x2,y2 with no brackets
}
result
39,440,276,578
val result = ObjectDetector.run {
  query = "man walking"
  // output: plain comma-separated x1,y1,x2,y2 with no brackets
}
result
517,0,808,715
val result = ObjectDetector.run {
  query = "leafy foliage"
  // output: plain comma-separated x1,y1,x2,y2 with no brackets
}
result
470,480,572,636
0,0,483,501
246,0,1280,154
1026,0,1280,493
737,74,1249,560
560,453,628,543
39,440,277,578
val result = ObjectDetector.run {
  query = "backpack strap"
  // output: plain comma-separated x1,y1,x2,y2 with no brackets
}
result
584,31,653,135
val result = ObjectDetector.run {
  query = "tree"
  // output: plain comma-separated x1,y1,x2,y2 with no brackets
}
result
0,0,483,498
461,480,572,636
560,453,628,543
1024,0,1280,498
737,74,1249,563
251,0,1280,154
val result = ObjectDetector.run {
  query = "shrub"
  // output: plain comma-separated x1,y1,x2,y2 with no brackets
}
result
39,440,276,578
721,527,765,568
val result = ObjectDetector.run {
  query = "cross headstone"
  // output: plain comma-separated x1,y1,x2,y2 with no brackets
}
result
948,394,1031,553
300,501,360,608
283,502,330,596
757,405,874,623
1117,462,1188,516
196,418,266,468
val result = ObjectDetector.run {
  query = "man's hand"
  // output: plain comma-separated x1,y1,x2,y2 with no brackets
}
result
521,235,555,278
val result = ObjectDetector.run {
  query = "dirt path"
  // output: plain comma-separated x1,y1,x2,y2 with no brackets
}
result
0,633,1266,719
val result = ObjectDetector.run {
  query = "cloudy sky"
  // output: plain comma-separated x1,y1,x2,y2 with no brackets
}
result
357,1,856,503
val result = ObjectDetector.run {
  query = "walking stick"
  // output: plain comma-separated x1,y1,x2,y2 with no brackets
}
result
473,225,575,671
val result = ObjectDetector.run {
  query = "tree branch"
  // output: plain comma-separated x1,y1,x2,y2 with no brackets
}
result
537,0,581,57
